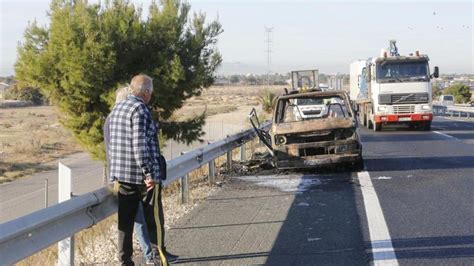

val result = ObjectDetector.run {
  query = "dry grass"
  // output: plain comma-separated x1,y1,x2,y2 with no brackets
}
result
0,106,82,183
177,85,285,120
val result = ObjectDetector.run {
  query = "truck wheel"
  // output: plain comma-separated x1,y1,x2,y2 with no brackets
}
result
373,122,382,131
353,159,364,171
422,121,431,131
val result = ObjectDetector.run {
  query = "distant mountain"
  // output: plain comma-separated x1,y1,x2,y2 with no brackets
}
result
216,62,268,75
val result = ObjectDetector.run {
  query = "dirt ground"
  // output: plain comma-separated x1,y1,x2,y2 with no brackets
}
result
0,106,82,183
176,85,285,120
0,85,285,183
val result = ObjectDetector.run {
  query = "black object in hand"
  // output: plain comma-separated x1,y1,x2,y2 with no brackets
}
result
158,154,167,181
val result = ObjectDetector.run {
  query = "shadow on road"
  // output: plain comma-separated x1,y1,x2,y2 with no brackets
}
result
441,132,474,140
169,172,369,265
364,156,474,172
431,119,474,131
263,173,368,265
360,133,449,143
371,235,474,260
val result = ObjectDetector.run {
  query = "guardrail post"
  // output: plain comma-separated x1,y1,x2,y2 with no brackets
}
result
227,150,232,170
44,179,48,208
208,159,215,185
58,162,74,266
240,143,246,161
180,152,189,204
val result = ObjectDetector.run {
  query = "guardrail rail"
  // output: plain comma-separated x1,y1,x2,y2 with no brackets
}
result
432,104,474,118
0,122,271,264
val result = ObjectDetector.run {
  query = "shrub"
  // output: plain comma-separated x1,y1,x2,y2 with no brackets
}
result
258,90,276,113
5,85,44,105
444,83,472,104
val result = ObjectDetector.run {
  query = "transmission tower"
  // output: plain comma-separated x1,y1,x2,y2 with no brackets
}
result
264,27,273,86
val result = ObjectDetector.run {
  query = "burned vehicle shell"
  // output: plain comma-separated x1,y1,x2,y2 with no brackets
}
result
251,90,362,169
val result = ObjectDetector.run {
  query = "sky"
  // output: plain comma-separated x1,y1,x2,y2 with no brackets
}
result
0,0,473,76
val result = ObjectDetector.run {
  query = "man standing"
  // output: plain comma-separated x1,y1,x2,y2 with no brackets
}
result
108,74,176,265
104,87,156,264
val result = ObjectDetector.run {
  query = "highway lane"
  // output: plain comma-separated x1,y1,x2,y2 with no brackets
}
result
358,116,474,265
166,116,473,265
166,171,368,265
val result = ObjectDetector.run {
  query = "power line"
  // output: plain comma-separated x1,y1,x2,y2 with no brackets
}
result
264,27,273,86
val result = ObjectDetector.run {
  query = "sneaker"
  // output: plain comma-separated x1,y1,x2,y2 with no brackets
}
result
164,250,179,262
145,259,160,266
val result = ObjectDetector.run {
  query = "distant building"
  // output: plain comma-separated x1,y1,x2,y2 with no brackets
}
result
0,82,10,100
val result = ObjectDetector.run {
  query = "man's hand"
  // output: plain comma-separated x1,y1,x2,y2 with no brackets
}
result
144,176,155,191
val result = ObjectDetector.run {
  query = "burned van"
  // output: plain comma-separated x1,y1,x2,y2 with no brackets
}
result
250,90,363,169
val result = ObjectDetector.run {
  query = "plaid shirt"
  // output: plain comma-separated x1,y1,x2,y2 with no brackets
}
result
106,95,160,184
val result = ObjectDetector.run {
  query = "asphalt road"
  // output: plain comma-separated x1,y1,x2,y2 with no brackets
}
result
0,153,104,223
163,116,474,265
358,117,474,265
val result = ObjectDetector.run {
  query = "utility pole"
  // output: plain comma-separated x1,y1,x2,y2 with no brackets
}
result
264,27,273,86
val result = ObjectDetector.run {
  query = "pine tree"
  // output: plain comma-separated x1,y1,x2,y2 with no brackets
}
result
15,0,222,160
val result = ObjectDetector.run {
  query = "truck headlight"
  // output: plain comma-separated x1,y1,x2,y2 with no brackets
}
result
275,135,287,146
421,104,431,111
378,106,387,112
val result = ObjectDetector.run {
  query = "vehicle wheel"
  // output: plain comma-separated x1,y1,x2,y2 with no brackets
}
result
352,158,364,171
373,122,382,131
422,121,431,131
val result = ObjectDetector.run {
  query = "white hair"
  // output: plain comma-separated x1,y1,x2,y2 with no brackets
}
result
115,87,129,104
129,74,153,96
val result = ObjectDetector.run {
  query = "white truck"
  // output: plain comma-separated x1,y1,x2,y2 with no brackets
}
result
350,40,439,131
436,95,455,106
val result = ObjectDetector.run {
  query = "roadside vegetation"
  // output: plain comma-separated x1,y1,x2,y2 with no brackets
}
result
258,89,276,113
442,83,472,104
15,0,223,161
4,85,45,105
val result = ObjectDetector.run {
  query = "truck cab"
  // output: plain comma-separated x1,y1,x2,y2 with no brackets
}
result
351,41,439,131
437,95,455,106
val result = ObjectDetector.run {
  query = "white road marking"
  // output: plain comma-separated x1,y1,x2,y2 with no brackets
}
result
432,130,458,140
358,171,399,266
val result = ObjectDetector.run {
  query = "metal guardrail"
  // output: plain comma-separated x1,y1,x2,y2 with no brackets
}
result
0,122,271,264
432,104,474,118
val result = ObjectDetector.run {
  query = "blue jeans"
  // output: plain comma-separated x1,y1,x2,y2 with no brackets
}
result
134,202,154,261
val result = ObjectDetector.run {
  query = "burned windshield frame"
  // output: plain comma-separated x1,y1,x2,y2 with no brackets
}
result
275,95,351,124
376,61,429,82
